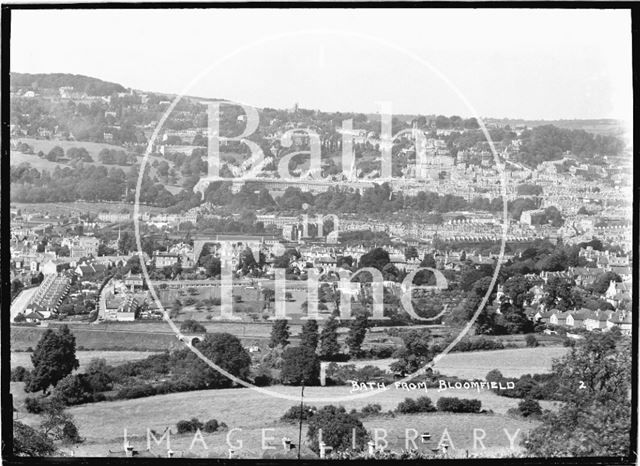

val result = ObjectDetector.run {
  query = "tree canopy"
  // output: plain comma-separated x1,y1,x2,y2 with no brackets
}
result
26,325,79,394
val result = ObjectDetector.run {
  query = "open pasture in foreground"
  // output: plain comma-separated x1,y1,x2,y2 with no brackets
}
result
12,383,554,444
56,412,537,458
11,383,542,457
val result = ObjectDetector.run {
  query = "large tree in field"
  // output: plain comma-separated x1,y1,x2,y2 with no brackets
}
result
299,319,319,352
175,333,251,389
26,326,79,394
390,329,432,376
269,319,290,348
345,312,368,357
280,346,320,386
319,315,340,360
306,405,368,454
524,333,632,457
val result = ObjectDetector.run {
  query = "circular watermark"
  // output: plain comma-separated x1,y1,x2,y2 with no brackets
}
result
134,29,510,403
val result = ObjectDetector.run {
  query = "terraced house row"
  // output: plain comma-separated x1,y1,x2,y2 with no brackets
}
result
29,273,71,314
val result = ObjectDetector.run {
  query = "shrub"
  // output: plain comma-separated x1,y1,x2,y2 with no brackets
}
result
61,419,82,444
485,369,504,384
116,383,157,400
525,335,539,347
360,403,382,417
176,418,204,434
396,396,436,414
433,336,505,353
280,404,318,423
361,345,395,359
436,397,482,413
203,419,219,433
563,338,576,347
518,398,542,417
24,396,44,414
252,364,275,387
180,319,207,334
11,366,29,382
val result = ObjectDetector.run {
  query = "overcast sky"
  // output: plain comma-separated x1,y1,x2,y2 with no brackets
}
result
10,8,632,121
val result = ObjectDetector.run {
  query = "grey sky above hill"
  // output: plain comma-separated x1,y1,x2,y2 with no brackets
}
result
10,8,632,123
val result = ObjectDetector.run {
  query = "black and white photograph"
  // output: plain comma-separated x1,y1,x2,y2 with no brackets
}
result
2,5,636,464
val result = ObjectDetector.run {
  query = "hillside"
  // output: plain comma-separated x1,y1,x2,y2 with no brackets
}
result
485,118,628,138
10,72,126,96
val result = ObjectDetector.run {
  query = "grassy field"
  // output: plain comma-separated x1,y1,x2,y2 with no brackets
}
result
10,151,61,171
11,326,181,351
11,350,159,371
13,138,134,159
157,285,311,320
433,347,569,379
343,346,569,380
11,383,545,457
11,138,177,187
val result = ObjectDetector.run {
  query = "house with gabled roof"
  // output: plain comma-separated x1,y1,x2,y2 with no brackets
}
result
605,280,632,307
606,311,632,335
549,310,569,326
566,310,591,329
23,310,45,323
584,310,613,331
533,309,554,324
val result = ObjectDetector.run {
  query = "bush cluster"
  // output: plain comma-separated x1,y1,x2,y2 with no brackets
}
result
517,398,542,417
359,345,395,359
432,336,505,353
436,397,482,413
360,403,382,417
393,396,483,414
395,396,436,414
11,366,30,382
176,417,226,434
280,404,318,423
24,396,44,414
525,335,539,347
486,370,562,401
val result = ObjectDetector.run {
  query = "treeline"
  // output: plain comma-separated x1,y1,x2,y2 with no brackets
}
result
11,73,126,96
516,125,625,167
202,181,505,216
98,148,137,165
10,163,175,205
21,333,253,410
